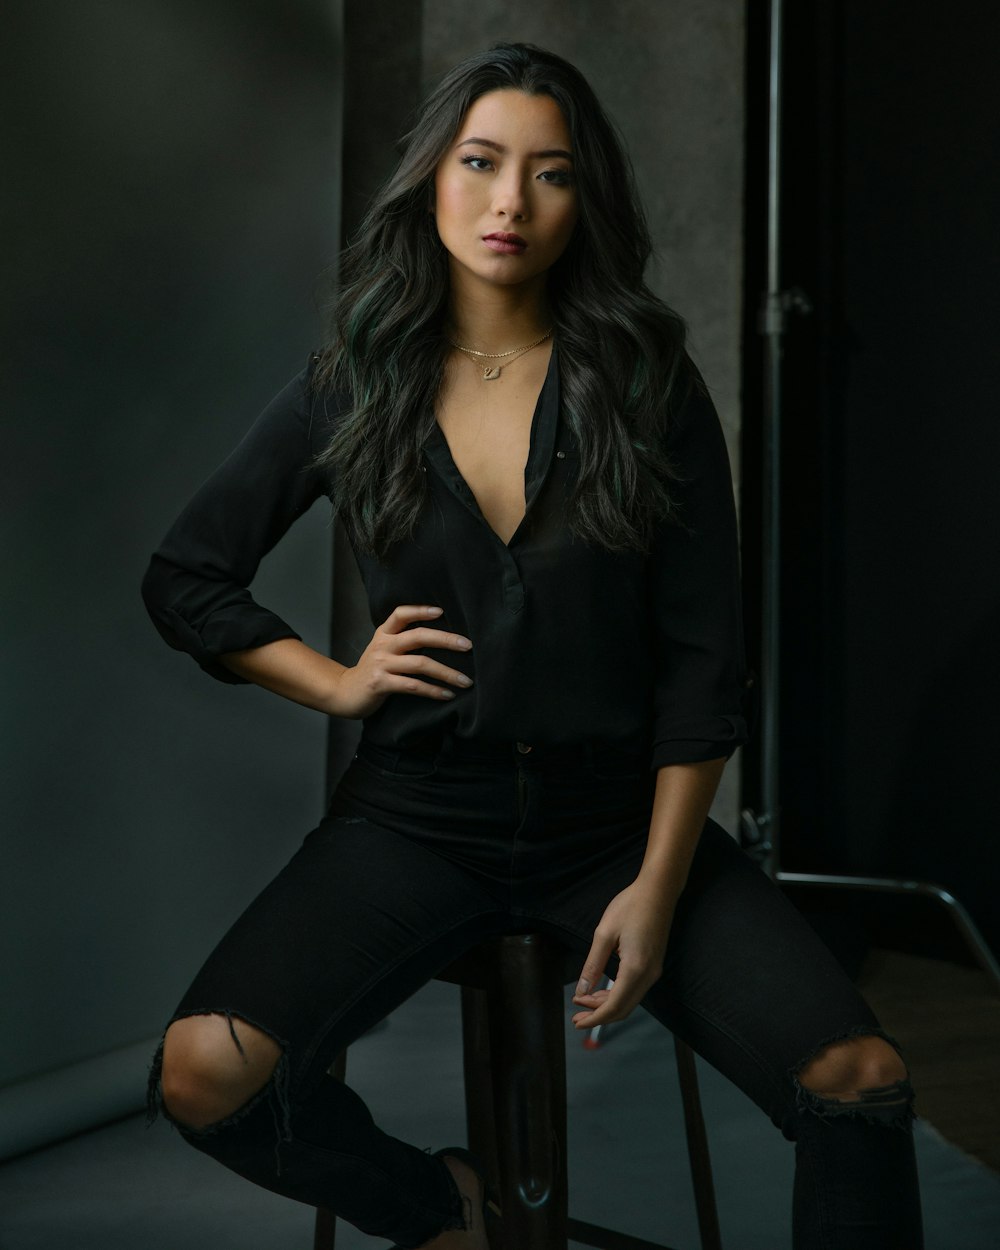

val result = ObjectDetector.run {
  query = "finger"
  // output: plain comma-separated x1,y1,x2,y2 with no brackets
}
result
571,989,611,1007
380,605,445,634
572,976,627,1023
385,626,474,654
572,966,650,1029
574,931,616,998
572,988,635,1030
572,981,649,1029
377,674,459,701
392,654,473,689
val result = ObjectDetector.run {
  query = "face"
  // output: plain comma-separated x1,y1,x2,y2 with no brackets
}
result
432,89,578,293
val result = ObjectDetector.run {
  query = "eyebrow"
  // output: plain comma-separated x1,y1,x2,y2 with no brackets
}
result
457,137,574,162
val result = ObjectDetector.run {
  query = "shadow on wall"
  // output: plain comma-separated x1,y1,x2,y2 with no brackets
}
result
2,0,340,1096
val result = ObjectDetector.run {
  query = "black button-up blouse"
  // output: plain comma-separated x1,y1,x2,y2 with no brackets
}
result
141,348,748,770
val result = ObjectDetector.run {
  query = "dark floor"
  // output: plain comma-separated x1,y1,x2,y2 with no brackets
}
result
1,961,999,1249
858,948,1000,1173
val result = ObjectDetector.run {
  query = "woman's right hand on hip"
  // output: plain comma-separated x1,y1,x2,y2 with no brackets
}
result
329,605,474,719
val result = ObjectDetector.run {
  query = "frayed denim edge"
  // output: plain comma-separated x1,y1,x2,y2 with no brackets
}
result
145,1008,293,1172
790,1025,916,1130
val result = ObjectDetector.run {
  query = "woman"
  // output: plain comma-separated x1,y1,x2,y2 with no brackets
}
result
143,42,922,1250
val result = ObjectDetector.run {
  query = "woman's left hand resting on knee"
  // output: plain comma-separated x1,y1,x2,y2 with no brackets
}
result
571,757,727,1030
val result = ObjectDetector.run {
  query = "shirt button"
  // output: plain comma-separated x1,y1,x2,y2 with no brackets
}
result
516,741,533,754
556,450,566,459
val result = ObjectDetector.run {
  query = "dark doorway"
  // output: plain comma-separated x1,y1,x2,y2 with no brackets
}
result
742,1,1000,963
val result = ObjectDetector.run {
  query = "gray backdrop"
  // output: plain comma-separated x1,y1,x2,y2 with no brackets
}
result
2,0,343,1153
1,0,746,1157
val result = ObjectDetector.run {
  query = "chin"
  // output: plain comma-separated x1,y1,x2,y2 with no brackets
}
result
476,258,546,286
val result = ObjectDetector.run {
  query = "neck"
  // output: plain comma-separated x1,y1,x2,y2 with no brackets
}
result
445,269,552,351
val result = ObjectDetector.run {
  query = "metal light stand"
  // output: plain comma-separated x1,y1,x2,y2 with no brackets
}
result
739,0,1000,993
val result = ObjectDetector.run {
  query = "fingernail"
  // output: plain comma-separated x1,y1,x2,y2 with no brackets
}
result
457,675,473,687
426,606,443,615
575,979,591,996
457,638,473,650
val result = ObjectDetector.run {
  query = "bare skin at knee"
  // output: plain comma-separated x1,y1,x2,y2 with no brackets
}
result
797,1035,909,1104
160,1014,282,1130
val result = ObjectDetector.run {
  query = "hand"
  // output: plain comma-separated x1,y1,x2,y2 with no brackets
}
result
329,605,473,719
571,879,674,1030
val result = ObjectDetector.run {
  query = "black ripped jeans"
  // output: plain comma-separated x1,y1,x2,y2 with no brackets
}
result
148,737,923,1249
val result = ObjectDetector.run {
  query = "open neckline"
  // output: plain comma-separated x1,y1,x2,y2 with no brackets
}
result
424,346,559,549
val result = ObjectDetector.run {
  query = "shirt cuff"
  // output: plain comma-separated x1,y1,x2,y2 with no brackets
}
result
651,715,748,769
157,606,302,684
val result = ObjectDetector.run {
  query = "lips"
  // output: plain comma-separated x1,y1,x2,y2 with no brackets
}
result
483,232,527,254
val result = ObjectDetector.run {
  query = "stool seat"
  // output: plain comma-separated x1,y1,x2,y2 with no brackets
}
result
314,933,722,1250
436,929,582,988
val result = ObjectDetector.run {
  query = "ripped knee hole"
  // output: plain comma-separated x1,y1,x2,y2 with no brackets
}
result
794,1032,913,1117
155,1011,285,1130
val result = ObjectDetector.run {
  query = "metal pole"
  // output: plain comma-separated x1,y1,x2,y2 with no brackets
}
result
776,873,1000,992
742,0,1000,994
744,0,786,876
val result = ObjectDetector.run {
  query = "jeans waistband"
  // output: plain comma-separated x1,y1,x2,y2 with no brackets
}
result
357,731,649,771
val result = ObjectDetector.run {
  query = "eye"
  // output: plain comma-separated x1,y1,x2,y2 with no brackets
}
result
538,168,573,186
459,154,493,172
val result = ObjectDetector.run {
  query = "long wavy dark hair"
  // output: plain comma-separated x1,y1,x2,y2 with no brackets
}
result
315,41,694,559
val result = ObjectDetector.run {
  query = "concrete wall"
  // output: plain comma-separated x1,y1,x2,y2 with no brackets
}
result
1,0,746,1157
422,1,745,416
421,0,747,826
1,0,341,1155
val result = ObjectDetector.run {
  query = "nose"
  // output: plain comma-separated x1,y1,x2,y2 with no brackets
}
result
491,167,529,222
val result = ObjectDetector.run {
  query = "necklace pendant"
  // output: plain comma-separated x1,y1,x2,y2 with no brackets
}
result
482,365,502,381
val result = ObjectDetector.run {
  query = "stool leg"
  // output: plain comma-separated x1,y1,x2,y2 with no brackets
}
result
313,1208,336,1250
487,935,569,1250
313,1050,348,1250
673,1038,722,1250
461,984,501,1190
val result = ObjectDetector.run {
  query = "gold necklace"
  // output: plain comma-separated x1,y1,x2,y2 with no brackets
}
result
447,328,553,381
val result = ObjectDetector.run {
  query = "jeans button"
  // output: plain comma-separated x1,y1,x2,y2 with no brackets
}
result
516,741,532,754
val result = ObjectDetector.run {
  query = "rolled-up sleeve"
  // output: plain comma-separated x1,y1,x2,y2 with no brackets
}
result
141,359,333,683
647,375,749,768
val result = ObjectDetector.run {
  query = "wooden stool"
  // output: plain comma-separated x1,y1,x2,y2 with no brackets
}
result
313,933,722,1250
